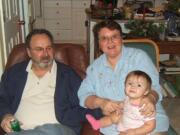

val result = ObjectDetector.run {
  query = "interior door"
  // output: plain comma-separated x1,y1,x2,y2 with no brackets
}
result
2,0,20,56
1,0,24,68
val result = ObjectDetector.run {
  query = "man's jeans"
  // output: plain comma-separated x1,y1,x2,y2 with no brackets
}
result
6,124,76,135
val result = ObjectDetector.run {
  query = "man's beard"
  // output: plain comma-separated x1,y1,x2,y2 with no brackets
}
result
32,56,53,69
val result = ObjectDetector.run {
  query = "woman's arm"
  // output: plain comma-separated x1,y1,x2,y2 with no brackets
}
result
85,95,123,116
85,95,105,109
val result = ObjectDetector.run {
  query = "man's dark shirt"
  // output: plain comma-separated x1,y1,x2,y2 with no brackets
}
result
0,61,102,135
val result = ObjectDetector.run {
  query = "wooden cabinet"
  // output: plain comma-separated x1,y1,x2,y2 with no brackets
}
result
34,0,90,44
72,0,90,43
43,0,72,43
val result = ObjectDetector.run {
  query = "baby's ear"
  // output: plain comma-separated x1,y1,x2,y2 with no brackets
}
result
144,90,149,96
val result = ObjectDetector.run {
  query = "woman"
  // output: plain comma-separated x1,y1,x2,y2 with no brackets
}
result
78,20,169,135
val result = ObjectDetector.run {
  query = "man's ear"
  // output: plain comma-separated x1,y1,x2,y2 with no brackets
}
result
26,48,31,58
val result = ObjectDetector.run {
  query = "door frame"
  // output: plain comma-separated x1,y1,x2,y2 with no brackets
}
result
0,0,25,77
0,0,6,76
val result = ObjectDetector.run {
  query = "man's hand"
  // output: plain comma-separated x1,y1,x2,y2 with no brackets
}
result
1,114,14,133
101,99,123,115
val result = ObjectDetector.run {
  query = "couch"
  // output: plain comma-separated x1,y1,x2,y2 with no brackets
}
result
0,43,100,135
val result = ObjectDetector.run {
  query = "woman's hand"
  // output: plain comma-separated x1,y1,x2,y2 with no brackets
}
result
139,90,158,117
139,96,156,118
101,99,123,115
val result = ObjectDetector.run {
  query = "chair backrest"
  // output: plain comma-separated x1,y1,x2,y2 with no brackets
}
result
5,43,88,79
123,39,160,70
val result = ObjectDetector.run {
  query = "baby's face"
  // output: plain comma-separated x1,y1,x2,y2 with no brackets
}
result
125,76,149,99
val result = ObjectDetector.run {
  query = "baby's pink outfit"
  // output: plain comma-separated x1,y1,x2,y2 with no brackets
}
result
117,97,155,135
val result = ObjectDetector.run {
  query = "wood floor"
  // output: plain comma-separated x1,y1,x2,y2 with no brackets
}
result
162,98,180,134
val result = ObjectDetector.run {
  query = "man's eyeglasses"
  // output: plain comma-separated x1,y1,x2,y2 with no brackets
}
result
30,46,53,53
98,34,121,43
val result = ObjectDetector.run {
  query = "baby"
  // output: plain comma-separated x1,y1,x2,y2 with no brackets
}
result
86,70,156,135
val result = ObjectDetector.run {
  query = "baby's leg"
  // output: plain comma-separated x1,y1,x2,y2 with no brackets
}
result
86,114,116,130
86,114,101,130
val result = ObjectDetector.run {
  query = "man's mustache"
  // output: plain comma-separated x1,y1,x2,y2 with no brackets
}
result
41,56,50,60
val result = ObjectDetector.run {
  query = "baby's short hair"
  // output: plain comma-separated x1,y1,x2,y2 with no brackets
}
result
125,70,152,90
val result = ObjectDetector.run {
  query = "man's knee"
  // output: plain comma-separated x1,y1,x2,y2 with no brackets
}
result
38,124,76,135
151,132,168,135
6,124,76,135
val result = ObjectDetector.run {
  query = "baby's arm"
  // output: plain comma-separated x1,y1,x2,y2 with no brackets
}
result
122,119,156,135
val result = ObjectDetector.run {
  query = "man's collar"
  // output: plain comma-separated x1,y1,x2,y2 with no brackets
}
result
26,60,56,73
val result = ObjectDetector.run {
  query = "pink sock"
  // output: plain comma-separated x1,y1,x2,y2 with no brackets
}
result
86,114,101,130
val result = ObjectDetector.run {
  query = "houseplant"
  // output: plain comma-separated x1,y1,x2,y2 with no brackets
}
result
125,19,165,40
165,0,180,16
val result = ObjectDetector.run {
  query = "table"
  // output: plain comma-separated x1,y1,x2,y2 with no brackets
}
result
156,41,180,54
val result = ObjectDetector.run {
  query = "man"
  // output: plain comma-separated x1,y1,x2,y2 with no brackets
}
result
78,20,169,135
0,29,101,135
